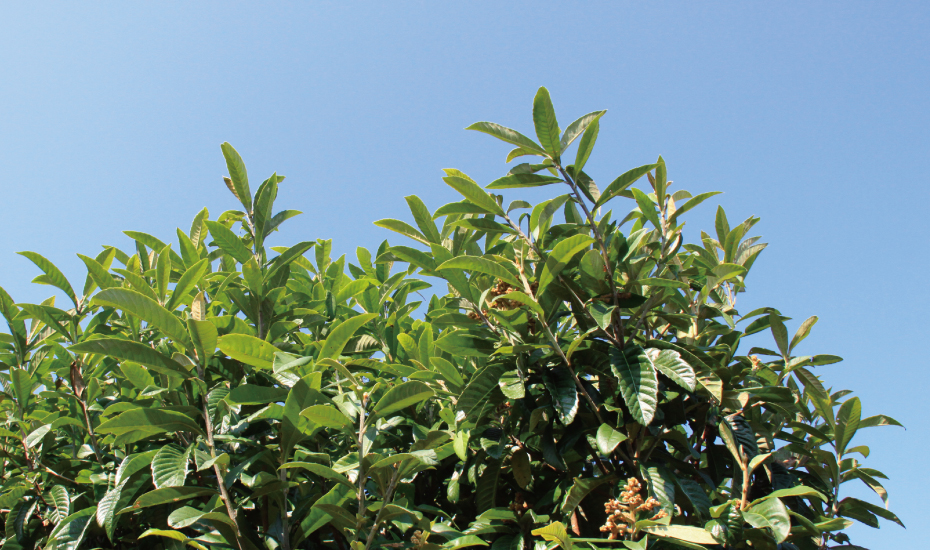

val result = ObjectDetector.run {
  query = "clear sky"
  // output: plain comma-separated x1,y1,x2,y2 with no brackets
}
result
1,2,927,546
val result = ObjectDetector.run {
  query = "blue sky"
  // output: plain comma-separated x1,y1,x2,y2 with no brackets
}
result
1,2,927,545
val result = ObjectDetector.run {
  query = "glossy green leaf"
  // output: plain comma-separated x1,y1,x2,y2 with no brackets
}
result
596,424,627,455
17,251,77,308
465,121,546,156
836,396,862,454
318,313,377,360
46,507,96,550
151,444,192,488
217,333,277,369
744,497,791,543
486,173,563,189
97,408,203,437
436,256,522,287
69,338,191,378
124,487,217,512
596,163,658,208
537,234,594,296
373,381,434,419
93,288,191,347
532,87,561,157
530,522,573,550
610,346,659,425
165,258,209,311
645,348,696,392
442,171,506,217
221,142,251,211
373,219,431,245
642,524,719,546
560,110,606,153
573,116,599,174
204,220,253,264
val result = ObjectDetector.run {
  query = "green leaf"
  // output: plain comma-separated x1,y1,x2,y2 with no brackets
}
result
769,313,789,358
77,253,118,291
205,220,253,264
642,465,676,518
641,524,719,546
17,251,77,308
374,219,431,246
116,450,159,485
498,370,525,399
188,319,218,364
405,195,442,244
266,241,315,284
495,291,544,317
97,408,203,437
24,424,51,448
166,258,209,311
859,414,904,429
645,348,696,392
278,462,354,490
486,173,563,189
124,487,218,512
434,331,495,357
227,384,289,405
836,396,862,454
465,122,546,156
301,405,354,430
712,263,746,283
530,522,573,550
675,478,712,518
300,483,352,537
668,191,722,224
839,496,905,528
744,497,791,543
221,142,251,212
750,485,827,506
318,313,377,360
596,163,658,208
155,244,171,304
46,507,96,550
476,456,501,511
17,303,71,342
373,381,434,419
436,256,522,287
511,448,532,489
544,368,579,425
654,156,668,203
610,346,659,425
573,117,600,174
586,301,615,331
560,110,606,154
167,506,236,529
46,486,71,525
69,338,191,378
217,333,278,369
632,188,662,229
442,171,506,217
596,424,627,455
561,476,614,515
537,234,595,296
532,87,561,157
139,529,207,550
93,288,191,348
457,364,508,417
444,535,490,549
151,444,192,488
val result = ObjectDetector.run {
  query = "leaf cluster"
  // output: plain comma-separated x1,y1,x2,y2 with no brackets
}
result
0,90,901,550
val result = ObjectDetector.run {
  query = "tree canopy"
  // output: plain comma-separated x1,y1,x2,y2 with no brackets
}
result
0,88,901,550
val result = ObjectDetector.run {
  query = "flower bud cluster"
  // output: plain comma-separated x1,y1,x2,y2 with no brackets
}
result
599,478,668,540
